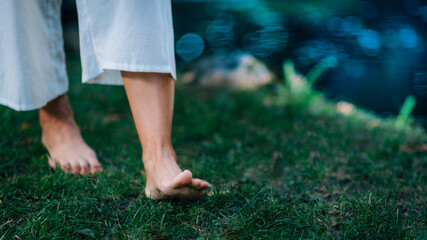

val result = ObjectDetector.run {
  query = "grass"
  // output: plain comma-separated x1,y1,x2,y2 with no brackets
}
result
0,56,426,239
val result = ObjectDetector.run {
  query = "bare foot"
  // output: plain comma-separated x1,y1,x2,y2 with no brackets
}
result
39,95,102,174
143,152,210,201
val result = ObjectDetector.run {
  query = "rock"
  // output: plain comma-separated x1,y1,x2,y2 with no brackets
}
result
182,51,275,89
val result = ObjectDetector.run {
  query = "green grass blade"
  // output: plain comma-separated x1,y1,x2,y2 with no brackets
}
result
283,60,296,87
395,95,416,128
305,56,338,86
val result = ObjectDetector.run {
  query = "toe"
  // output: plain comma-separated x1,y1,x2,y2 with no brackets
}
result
172,170,193,188
60,161,72,173
86,152,103,173
190,179,203,189
48,157,57,170
203,181,213,188
88,160,103,173
190,179,211,190
91,165,103,173
199,181,210,190
70,161,81,175
78,160,90,175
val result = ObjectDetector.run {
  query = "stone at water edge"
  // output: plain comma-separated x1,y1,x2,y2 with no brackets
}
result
182,52,275,89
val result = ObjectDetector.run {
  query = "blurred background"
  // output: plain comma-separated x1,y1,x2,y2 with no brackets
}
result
62,0,427,127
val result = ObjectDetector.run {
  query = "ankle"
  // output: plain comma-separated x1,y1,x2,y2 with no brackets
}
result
39,95,76,127
142,144,176,164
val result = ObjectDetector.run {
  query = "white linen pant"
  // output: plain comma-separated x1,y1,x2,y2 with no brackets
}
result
0,0,176,111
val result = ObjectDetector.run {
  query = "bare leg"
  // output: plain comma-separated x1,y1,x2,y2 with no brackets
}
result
39,94,102,174
122,72,209,201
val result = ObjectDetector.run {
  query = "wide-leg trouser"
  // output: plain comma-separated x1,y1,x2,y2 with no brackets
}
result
0,0,176,111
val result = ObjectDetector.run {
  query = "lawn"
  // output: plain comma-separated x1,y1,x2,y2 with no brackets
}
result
0,57,426,239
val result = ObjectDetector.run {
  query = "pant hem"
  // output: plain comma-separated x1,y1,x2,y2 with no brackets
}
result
82,62,177,85
0,87,68,111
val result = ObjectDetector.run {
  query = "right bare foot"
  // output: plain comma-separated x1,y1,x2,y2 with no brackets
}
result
121,72,210,201
39,95,103,175
143,152,210,201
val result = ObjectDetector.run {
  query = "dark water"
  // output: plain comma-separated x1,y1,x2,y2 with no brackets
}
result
172,0,427,120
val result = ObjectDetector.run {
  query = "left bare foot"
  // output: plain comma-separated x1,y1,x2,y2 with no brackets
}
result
39,94,103,174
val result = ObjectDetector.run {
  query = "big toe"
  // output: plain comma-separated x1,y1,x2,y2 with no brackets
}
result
172,170,193,188
84,150,103,173
88,160,103,174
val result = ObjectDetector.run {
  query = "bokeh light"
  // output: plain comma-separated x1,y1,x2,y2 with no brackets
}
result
295,40,339,67
328,17,351,37
399,25,419,49
357,29,382,56
345,16,363,34
245,25,288,57
206,16,234,48
176,33,205,61
251,8,282,26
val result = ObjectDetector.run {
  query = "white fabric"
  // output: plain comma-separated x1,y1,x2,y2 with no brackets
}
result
0,0,176,111
0,0,68,111
76,0,176,85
